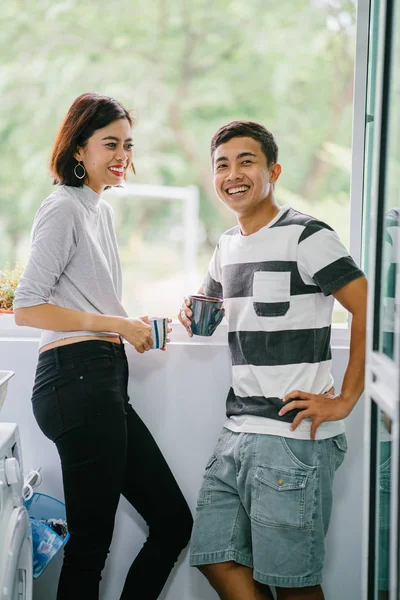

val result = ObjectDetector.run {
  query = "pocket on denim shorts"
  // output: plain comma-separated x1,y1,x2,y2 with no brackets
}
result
332,433,347,472
197,455,220,506
252,465,311,529
197,429,233,507
280,437,320,471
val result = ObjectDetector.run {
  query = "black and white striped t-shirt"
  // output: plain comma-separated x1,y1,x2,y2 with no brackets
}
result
203,205,364,439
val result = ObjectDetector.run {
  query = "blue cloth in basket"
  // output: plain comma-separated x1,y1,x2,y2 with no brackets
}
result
25,493,70,578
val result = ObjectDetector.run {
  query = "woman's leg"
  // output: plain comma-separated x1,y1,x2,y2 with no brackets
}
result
32,342,129,600
120,402,193,599
55,391,127,600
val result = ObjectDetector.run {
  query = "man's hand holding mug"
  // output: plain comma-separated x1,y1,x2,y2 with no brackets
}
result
178,294,225,338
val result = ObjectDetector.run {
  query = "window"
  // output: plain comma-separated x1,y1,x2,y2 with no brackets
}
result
0,1,359,329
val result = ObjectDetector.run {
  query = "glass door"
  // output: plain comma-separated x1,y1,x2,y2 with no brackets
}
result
364,0,400,597
361,0,381,275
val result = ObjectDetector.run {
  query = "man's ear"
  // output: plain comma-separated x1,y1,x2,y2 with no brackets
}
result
270,163,282,184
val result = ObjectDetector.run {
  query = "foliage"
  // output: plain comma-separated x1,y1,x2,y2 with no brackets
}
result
0,265,23,311
0,0,357,314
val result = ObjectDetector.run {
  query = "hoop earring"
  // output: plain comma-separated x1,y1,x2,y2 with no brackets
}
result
74,161,86,180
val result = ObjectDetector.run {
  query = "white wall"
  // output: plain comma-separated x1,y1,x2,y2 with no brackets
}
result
0,330,364,600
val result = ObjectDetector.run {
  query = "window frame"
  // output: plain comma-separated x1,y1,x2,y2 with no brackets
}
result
329,0,371,348
0,2,369,349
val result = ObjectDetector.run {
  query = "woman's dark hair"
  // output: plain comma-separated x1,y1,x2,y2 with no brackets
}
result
50,93,135,186
210,120,278,167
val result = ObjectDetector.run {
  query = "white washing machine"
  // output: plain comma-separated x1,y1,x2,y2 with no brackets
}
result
0,372,32,599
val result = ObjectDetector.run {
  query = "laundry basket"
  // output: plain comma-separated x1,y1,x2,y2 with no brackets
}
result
25,493,70,578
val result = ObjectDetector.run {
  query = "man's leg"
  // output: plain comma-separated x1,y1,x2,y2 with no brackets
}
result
199,562,274,600
242,435,348,597
190,430,268,598
276,585,324,600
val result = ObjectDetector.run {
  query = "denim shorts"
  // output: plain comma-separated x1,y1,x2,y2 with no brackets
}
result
190,428,347,588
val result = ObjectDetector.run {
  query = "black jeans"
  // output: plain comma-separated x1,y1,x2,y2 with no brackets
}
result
31,340,193,600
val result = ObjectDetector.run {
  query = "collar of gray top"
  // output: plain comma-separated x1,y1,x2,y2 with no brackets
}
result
70,185,101,211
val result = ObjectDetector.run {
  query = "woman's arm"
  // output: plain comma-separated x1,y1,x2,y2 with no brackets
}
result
13,193,153,352
14,304,123,332
14,304,153,354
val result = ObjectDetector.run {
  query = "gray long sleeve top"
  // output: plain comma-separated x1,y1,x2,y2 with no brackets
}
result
13,184,127,349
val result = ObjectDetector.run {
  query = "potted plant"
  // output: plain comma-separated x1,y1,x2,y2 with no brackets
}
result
0,265,23,314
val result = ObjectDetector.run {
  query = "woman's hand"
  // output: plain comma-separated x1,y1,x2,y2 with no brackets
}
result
120,316,153,353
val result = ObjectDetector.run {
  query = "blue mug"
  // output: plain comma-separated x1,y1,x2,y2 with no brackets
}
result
189,295,225,336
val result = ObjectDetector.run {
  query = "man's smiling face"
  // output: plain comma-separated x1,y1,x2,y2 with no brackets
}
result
213,136,279,217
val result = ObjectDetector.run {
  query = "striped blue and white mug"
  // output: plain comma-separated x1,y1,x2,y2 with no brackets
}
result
149,317,168,349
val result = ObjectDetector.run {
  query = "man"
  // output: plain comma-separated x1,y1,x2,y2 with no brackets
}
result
179,121,367,600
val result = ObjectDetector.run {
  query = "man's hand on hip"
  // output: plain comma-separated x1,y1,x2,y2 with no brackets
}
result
279,388,351,440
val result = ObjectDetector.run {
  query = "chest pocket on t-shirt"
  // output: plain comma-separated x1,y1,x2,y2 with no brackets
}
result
252,271,291,317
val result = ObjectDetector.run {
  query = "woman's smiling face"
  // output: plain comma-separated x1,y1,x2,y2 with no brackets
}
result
74,118,133,194
213,136,281,217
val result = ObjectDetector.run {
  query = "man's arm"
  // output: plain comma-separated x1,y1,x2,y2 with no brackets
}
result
179,241,222,336
331,276,367,408
279,276,367,439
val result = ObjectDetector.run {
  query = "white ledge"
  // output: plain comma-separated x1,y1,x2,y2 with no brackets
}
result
0,315,350,349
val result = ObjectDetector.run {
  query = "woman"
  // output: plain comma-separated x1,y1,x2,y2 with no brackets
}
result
14,93,193,600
